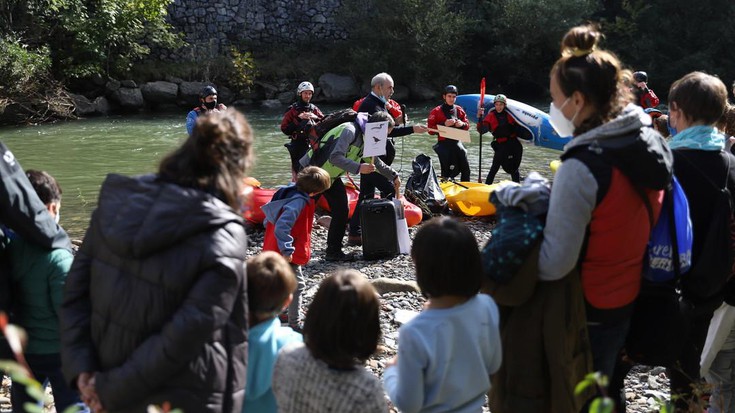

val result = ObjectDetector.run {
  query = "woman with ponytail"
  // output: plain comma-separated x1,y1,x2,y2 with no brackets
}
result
61,109,253,413
538,23,672,384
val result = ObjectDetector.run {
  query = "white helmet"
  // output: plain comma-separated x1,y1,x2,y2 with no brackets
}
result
296,81,314,96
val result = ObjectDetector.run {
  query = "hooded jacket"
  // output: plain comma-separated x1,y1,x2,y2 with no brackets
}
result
61,173,249,413
539,104,673,321
261,184,315,265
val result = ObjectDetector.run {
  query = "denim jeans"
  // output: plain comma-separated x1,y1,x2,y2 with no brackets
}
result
11,353,84,413
288,263,305,326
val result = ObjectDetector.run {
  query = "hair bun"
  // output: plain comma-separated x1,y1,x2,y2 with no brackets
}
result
560,24,602,57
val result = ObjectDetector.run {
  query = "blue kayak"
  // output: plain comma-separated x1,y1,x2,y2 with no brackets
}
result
455,94,572,151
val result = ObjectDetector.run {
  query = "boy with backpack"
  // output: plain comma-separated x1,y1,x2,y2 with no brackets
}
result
243,251,303,413
261,166,331,329
665,71,735,410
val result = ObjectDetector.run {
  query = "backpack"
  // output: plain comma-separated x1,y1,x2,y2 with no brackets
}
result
640,176,693,283
679,153,735,304
309,108,358,151
403,154,447,219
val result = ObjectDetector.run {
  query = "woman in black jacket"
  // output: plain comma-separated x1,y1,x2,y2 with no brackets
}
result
61,109,253,413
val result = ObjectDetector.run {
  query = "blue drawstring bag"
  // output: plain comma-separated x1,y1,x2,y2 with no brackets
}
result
644,176,693,282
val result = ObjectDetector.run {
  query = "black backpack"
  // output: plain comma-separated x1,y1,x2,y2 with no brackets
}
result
679,152,735,305
309,108,358,151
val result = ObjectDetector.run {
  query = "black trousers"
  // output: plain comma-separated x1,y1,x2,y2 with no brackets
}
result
320,178,349,253
485,138,522,184
433,140,470,181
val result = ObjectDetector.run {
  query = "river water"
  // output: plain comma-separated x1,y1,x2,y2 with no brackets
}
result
0,103,560,239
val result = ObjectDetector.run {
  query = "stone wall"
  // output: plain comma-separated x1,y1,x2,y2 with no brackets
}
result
163,0,346,60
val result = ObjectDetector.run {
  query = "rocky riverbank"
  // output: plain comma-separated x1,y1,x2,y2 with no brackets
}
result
0,213,672,412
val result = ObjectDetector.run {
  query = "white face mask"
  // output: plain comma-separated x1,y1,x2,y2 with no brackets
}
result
549,98,578,137
54,211,60,224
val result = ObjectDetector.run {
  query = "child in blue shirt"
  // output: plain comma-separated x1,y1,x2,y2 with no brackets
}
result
383,216,502,413
243,251,303,413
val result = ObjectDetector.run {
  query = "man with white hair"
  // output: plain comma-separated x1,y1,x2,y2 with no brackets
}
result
349,73,428,246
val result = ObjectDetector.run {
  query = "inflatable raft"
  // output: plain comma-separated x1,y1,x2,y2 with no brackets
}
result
440,181,515,217
244,179,423,227
455,94,573,151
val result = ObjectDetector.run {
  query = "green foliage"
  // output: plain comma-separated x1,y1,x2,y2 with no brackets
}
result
467,0,599,93
0,35,51,94
600,0,735,101
229,48,258,95
337,0,471,86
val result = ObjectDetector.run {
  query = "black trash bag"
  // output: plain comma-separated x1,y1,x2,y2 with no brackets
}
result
404,154,447,220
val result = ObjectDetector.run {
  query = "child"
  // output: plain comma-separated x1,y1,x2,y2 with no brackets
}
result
272,269,387,412
261,166,331,329
8,170,83,412
383,216,502,412
243,251,303,413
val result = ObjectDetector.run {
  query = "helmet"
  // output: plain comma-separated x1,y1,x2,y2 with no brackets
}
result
296,81,314,96
633,71,648,83
494,94,507,104
444,85,459,95
199,85,217,99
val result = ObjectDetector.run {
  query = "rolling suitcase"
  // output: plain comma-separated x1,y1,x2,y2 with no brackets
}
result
360,198,399,260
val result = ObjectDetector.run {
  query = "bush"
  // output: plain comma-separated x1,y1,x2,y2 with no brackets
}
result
0,35,51,94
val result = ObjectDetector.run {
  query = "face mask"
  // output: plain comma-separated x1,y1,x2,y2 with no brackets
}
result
204,100,217,110
549,98,578,137
54,212,60,224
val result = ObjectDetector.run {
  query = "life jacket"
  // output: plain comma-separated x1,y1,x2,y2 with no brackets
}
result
308,122,365,179
486,110,517,142
353,97,403,120
262,187,315,266
581,167,660,310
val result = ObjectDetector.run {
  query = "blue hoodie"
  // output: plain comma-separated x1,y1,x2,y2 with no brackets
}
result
260,184,310,258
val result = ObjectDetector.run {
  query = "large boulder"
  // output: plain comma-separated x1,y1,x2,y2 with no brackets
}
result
69,93,96,116
277,91,294,105
178,81,212,106
392,85,410,102
217,85,235,105
410,83,437,101
318,73,359,102
110,87,144,110
140,81,178,104
93,96,110,115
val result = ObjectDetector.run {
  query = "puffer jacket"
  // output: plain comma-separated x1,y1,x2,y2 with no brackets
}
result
61,173,249,413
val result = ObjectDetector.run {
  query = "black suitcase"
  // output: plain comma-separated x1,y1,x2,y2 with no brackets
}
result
360,198,399,260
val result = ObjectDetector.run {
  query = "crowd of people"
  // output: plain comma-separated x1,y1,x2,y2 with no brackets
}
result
2,22,735,413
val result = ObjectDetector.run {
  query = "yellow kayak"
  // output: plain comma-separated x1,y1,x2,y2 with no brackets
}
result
440,181,515,217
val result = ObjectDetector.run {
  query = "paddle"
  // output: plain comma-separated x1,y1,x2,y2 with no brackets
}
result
477,77,486,183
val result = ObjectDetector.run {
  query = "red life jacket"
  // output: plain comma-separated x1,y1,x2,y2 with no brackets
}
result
262,198,316,266
482,110,517,142
581,167,663,309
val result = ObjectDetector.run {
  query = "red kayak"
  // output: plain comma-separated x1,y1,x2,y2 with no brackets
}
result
244,179,422,227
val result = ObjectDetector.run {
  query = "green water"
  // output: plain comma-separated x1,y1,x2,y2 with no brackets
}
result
0,104,559,239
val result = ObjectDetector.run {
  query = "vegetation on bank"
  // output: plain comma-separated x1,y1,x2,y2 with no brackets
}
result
1,0,734,124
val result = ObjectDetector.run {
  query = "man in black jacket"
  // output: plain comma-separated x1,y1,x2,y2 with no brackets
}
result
349,72,428,245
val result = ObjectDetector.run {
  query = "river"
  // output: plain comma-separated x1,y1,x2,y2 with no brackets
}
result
0,103,560,239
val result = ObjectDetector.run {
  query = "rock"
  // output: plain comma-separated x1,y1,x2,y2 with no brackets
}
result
392,85,410,102
179,81,213,104
93,96,110,115
69,93,96,116
410,83,437,101
232,98,254,107
166,76,184,84
140,81,179,104
261,99,283,109
316,215,332,228
105,79,121,94
110,88,144,110
120,80,138,88
393,309,419,325
217,85,235,105
253,81,280,99
371,277,420,294
91,73,106,86
274,91,293,105
318,73,359,102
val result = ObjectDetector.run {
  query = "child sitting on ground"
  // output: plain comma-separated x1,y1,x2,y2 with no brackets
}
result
261,166,331,330
383,216,502,412
272,269,387,412
243,251,303,413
